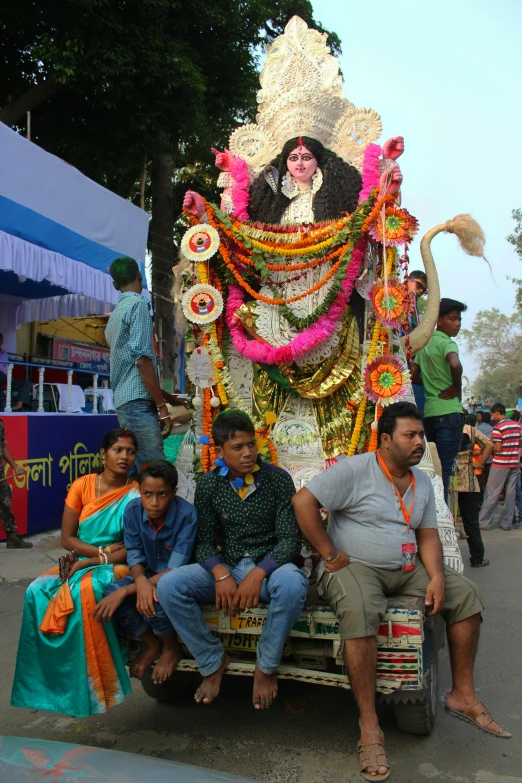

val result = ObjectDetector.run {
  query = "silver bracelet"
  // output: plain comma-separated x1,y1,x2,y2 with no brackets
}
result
159,414,171,420
215,572,232,583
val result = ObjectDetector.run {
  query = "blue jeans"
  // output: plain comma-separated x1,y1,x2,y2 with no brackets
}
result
424,412,464,503
104,576,174,638
116,398,165,472
157,559,308,676
412,383,425,415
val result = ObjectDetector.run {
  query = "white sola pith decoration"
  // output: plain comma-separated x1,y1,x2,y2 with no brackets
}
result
181,223,220,261
182,283,223,325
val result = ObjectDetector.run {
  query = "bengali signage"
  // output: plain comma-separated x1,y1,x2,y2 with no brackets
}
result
53,339,110,367
0,414,119,539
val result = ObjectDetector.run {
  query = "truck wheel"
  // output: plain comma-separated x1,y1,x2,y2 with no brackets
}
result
140,668,198,703
393,631,438,735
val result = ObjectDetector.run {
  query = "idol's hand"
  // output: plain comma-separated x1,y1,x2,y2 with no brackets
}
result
379,163,403,196
382,136,404,161
183,190,206,220
211,146,234,172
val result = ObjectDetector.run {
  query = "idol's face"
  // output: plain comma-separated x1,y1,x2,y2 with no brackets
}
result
286,145,318,184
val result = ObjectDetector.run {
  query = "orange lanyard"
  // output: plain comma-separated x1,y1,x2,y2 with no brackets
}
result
376,452,416,533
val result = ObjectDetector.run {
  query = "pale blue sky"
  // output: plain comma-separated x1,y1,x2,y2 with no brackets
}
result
312,0,522,379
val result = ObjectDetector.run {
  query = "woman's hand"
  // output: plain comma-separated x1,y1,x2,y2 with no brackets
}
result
211,147,234,172
92,589,126,623
109,541,125,553
183,190,206,220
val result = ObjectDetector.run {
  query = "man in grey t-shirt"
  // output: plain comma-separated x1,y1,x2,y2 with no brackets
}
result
292,402,509,781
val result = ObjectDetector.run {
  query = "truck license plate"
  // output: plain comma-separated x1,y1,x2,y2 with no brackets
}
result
217,633,292,655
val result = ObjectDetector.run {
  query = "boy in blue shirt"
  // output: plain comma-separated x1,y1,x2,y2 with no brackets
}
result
93,460,198,685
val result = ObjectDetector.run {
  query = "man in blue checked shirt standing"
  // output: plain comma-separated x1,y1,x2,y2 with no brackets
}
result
106,256,174,470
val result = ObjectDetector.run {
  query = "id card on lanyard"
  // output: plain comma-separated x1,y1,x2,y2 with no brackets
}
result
376,452,417,572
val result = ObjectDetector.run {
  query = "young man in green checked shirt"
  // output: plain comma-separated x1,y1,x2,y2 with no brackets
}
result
157,409,308,710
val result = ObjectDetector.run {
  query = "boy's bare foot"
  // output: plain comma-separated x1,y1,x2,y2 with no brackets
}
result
130,633,161,680
253,664,278,710
151,637,183,684
194,653,229,705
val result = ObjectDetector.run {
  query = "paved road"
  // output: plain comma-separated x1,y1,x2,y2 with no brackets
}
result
1,528,521,783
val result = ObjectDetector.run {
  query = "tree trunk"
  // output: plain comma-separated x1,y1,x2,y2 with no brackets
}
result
150,150,176,381
0,79,61,126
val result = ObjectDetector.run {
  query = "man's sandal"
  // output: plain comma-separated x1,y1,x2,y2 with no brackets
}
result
445,701,512,738
357,731,391,782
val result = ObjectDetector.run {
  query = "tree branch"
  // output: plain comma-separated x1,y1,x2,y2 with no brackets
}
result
0,79,62,127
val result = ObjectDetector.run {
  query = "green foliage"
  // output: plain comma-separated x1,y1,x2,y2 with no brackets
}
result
461,308,522,406
1,0,338,199
507,208,522,313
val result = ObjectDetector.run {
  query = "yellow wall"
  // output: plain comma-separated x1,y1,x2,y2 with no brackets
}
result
16,316,109,355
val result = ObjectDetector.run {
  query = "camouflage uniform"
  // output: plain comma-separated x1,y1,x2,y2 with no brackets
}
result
0,420,17,534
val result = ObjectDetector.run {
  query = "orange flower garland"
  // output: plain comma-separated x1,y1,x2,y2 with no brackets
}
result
218,238,346,306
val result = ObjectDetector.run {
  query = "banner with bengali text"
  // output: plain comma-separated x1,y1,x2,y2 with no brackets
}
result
0,414,119,540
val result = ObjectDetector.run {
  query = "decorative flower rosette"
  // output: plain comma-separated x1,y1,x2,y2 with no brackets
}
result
182,283,223,324
363,354,410,406
369,206,419,247
181,223,220,261
186,346,217,388
369,277,411,329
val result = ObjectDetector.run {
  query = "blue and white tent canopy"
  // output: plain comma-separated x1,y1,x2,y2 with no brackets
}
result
0,123,149,327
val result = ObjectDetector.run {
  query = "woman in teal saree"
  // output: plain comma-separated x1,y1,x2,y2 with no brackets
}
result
11,428,140,718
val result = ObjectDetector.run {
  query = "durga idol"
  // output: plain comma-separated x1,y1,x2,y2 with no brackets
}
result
179,16,482,480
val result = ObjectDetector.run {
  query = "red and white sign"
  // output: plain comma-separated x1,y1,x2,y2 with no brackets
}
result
53,340,110,365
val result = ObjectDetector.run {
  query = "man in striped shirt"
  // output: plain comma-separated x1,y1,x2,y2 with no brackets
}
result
479,403,522,531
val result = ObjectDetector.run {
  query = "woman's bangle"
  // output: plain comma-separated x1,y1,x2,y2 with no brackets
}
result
98,554,105,565
159,414,171,421
103,545,111,555
324,549,339,564
215,572,232,583
156,403,167,411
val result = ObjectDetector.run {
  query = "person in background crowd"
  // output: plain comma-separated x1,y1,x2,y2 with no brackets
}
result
0,417,31,548
106,257,176,471
479,403,522,531
405,271,428,414
411,298,467,502
456,420,493,567
476,411,484,426
510,410,522,527
477,411,494,492
0,333,31,411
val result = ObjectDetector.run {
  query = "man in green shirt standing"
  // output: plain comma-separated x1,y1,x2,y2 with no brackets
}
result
411,298,467,502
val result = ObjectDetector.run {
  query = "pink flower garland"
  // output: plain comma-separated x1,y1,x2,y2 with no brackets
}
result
226,240,366,366
230,157,250,221
359,144,382,203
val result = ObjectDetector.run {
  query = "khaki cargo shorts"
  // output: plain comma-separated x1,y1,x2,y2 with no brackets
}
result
317,561,483,640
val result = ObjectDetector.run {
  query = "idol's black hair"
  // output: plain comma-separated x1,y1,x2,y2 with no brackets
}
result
248,136,362,223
